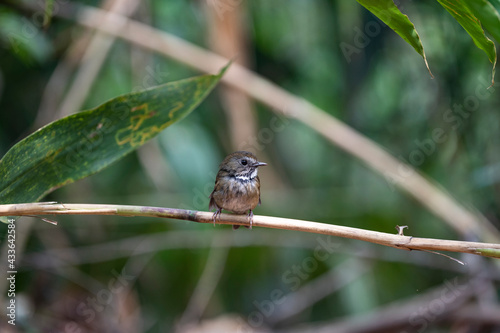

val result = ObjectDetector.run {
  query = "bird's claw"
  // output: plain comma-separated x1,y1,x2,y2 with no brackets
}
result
246,210,254,229
212,209,221,227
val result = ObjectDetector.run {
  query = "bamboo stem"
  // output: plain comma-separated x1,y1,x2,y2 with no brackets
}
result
1,202,499,259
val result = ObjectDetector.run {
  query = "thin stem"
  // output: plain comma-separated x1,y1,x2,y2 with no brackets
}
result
269,258,374,325
1,202,499,259
177,235,230,329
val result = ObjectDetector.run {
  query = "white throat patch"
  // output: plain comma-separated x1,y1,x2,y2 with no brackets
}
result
236,168,258,181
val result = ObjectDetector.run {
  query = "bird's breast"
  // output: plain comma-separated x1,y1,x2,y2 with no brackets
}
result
213,178,260,214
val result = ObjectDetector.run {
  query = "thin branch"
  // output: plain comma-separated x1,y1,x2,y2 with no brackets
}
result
23,231,496,278
2,203,499,259
57,0,141,118
281,276,485,333
43,2,500,243
34,0,138,128
420,249,465,265
177,235,230,329
268,258,374,326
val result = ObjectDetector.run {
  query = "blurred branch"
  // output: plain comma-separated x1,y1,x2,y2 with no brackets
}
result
281,276,486,333
24,231,499,278
34,0,137,128
204,0,256,150
203,1,286,191
34,29,89,127
268,258,373,326
2,202,500,259
46,2,500,243
177,236,230,330
56,0,141,118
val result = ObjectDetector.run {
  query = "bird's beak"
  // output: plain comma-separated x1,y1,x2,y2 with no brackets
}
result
254,161,267,167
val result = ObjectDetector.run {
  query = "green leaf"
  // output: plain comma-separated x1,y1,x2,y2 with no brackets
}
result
491,0,500,12
0,65,228,209
437,0,497,83
356,0,433,77
0,10,52,64
463,0,500,45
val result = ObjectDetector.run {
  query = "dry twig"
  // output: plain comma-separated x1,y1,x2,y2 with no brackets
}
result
1,202,499,259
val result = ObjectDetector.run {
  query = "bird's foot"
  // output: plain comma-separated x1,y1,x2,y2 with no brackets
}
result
246,210,254,229
212,209,222,227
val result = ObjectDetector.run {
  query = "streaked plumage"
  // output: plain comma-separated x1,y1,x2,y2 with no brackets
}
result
209,151,266,229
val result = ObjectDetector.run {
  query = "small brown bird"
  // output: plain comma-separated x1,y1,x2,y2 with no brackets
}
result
209,151,267,229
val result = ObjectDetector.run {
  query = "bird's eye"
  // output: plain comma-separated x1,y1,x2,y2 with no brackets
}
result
241,159,248,166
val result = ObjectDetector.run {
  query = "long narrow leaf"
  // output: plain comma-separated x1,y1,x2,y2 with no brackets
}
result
437,0,496,83
464,0,500,45
356,0,433,77
0,65,227,208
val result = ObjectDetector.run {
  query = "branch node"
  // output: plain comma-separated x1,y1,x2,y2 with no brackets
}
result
395,225,409,236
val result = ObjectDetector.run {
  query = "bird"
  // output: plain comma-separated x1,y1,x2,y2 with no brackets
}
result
209,151,267,229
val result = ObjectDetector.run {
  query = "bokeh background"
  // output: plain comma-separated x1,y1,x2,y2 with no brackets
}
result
1,0,500,332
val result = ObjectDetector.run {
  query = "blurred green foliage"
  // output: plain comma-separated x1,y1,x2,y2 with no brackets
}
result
0,0,499,332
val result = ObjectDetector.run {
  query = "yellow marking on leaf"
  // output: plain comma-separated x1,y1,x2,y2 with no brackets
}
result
130,126,164,146
115,104,158,146
46,148,63,163
156,102,184,131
